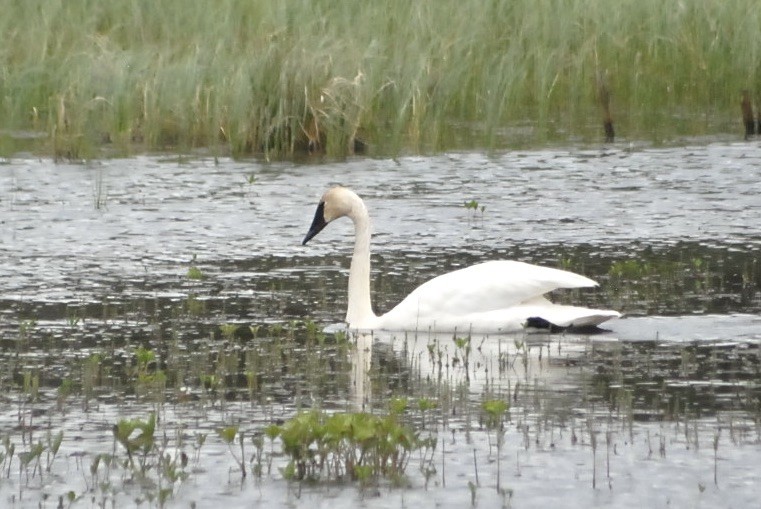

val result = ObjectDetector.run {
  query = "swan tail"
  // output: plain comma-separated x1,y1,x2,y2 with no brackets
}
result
525,308,621,331
519,295,621,330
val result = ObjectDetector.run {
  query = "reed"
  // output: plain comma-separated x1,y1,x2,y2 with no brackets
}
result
1,0,759,158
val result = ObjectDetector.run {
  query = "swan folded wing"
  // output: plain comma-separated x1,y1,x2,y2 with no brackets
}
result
378,296,621,333
392,260,598,318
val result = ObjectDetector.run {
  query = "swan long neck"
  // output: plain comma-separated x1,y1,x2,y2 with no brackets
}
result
346,201,376,327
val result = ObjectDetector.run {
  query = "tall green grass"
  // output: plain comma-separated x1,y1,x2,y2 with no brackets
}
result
1,0,759,158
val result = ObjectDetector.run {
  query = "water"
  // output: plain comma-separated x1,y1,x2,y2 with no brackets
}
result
0,142,760,508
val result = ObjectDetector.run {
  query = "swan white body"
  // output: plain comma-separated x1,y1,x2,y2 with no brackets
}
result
303,187,621,333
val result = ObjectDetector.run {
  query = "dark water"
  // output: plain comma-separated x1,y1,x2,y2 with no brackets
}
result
0,143,760,507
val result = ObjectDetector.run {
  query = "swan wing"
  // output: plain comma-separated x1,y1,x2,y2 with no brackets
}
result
375,261,618,332
389,260,596,316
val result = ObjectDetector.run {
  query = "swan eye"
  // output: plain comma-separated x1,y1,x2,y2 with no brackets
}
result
302,201,328,245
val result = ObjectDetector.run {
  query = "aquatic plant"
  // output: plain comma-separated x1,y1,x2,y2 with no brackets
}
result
1,0,759,159
1,437,15,478
270,410,421,483
56,378,74,410
481,399,509,430
217,425,247,478
184,293,206,315
113,412,156,471
453,336,472,371
219,323,239,340
44,430,64,473
481,398,509,492
417,397,438,429
187,254,206,280
18,441,45,481
187,266,205,280
464,200,485,226
106,413,192,506
22,370,40,401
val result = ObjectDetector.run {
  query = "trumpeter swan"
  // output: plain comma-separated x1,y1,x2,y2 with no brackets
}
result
302,186,621,333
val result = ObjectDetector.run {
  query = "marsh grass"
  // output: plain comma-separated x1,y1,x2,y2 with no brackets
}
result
2,0,760,159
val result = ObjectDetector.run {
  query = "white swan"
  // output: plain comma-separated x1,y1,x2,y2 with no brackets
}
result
302,186,621,333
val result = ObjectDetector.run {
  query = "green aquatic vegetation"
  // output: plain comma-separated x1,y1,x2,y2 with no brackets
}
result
271,410,420,483
82,353,101,409
481,397,509,492
184,293,206,316
304,319,326,344
66,310,81,328
250,432,270,478
217,425,247,478
113,412,156,471
131,346,166,400
44,430,64,473
605,253,724,314
389,397,410,416
608,259,659,279
417,397,438,429
453,336,471,373
2,0,759,159
2,437,15,478
268,323,285,338
464,200,480,211
464,200,486,226
137,369,167,402
18,441,45,480
199,374,223,406
1,256,758,505
481,399,509,430
57,378,74,410
187,254,205,280
219,323,239,340
193,433,208,464
22,370,40,401
134,345,156,371
187,266,205,280
245,369,258,399
105,415,191,506
333,329,348,344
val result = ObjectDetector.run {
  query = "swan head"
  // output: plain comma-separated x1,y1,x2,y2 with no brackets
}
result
302,186,363,245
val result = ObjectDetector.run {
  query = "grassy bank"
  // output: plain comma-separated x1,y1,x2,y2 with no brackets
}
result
1,0,759,158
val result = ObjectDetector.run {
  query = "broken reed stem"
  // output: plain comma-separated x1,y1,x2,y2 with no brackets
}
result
591,439,597,489
441,432,445,487
713,429,721,486
473,448,480,486
597,72,615,143
741,90,755,140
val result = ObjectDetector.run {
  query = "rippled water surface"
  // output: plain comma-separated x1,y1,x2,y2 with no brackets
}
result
1,142,760,508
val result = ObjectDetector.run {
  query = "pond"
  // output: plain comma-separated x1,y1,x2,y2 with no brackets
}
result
0,141,759,508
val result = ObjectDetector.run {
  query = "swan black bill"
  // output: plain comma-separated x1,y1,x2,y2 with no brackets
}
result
302,201,328,245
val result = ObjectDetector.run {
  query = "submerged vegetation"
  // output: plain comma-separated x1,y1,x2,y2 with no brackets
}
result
0,239,759,505
1,0,760,158
0,310,758,506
